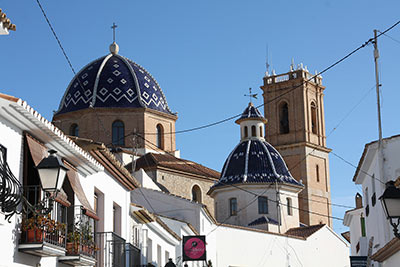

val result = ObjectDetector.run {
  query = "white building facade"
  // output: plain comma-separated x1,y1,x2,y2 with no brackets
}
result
344,134,400,266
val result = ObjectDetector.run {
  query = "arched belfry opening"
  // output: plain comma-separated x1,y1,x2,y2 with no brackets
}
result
156,124,164,150
279,102,289,134
311,102,318,134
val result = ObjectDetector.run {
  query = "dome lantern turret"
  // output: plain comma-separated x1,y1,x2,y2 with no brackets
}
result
235,102,267,141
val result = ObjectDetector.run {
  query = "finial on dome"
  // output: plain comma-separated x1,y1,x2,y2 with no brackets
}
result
109,23,119,54
109,42,119,55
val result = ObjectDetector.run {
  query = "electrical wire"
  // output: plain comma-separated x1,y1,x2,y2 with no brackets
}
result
378,30,400,45
134,133,345,223
107,19,400,140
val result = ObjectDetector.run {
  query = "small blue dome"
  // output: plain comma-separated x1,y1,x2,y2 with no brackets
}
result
56,53,173,115
235,103,266,124
212,139,302,189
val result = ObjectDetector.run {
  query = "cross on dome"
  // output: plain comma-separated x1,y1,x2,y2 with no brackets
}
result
244,87,257,104
109,23,119,55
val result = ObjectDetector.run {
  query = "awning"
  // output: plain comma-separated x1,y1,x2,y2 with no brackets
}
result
64,162,99,221
25,133,98,219
26,133,71,207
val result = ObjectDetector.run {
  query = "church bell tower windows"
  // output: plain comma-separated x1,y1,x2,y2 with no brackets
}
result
112,120,125,146
69,123,79,137
311,102,317,134
156,124,164,149
279,102,289,134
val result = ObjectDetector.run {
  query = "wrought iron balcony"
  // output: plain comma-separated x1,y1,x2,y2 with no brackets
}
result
59,206,96,266
126,242,141,267
96,232,127,267
18,185,67,257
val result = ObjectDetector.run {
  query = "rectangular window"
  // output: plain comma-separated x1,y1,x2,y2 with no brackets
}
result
286,197,293,216
229,198,237,216
157,245,162,266
147,238,152,263
165,251,170,265
258,196,268,214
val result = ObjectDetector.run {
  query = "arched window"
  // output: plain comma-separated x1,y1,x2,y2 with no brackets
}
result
279,102,289,134
191,185,202,203
311,102,317,134
244,126,248,138
69,123,79,137
316,164,320,182
258,196,268,214
156,124,164,149
260,126,263,137
251,125,256,137
229,198,237,216
112,120,125,146
286,197,293,216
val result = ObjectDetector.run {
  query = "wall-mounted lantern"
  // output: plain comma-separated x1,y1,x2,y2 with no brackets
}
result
379,181,400,238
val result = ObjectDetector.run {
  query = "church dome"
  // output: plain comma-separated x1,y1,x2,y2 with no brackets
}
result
213,139,302,188
55,44,173,115
211,104,302,190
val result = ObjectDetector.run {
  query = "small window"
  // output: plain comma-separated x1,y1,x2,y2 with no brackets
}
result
286,197,292,216
192,185,202,203
69,123,79,137
112,120,125,146
258,196,268,214
230,198,237,216
316,165,320,182
311,102,317,134
244,126,248,138
279,102,289,134
260,126,263,137
251,125,256,137
156,124,164,149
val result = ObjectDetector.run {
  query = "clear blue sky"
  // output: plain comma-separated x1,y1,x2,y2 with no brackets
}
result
2,0,400,233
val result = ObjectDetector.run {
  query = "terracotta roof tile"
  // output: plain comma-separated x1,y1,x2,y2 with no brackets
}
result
129,153,220,180
285,224,325,238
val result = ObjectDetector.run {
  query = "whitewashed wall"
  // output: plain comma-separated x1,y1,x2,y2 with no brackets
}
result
213,184,300,233
209,225,349,267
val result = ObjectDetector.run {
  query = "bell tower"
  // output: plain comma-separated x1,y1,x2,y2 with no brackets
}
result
260,64,332,227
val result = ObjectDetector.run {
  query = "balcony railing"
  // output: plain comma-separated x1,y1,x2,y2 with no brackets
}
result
126,242,141,267
96,232,126,267
19,185,67,257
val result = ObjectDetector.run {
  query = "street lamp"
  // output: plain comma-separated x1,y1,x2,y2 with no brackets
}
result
36,149,68,194
379,181,400,238
35,149,68,213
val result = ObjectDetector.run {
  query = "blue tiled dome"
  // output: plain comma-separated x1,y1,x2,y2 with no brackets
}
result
56,52,173,115
212,139,302,189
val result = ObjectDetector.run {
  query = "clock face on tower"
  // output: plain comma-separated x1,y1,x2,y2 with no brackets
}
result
183,236,206,261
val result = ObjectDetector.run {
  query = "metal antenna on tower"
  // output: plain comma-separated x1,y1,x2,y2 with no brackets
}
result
266,44,270,75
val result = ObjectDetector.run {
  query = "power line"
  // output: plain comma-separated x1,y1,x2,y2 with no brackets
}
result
331,151,385,185
110,19,400,140
134,133,345,223
378,30,400,45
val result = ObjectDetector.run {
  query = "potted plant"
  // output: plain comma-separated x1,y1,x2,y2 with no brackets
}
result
21,214,48,243
66,227,81,255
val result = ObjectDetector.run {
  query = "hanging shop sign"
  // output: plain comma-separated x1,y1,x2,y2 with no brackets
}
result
182,235,206,262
